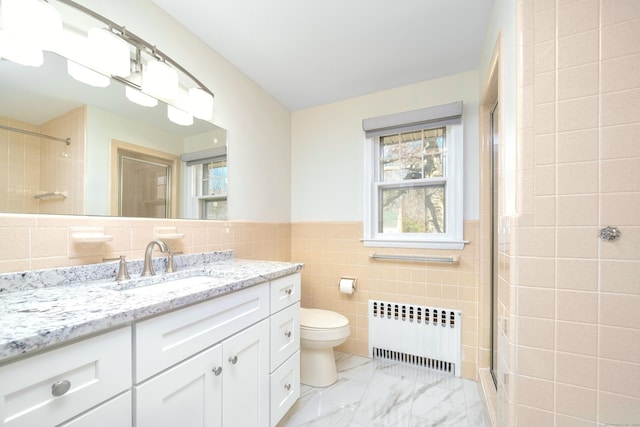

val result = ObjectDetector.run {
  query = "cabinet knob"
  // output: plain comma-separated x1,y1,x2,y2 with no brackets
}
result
212,366,222,376
285,288,293,295
51,380,71,397
228,355,238,365
284,383,291,391
284,331,292,338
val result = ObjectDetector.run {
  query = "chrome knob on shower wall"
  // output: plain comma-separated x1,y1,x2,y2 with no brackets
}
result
599,226,621,242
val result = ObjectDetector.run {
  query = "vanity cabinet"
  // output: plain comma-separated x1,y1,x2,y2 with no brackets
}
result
134,282,271,427
0,327,131,427
269,273,301,427
0,271,302,427
136,319,269,427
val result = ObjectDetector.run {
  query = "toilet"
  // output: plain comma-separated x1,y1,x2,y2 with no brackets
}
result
299,307,351,387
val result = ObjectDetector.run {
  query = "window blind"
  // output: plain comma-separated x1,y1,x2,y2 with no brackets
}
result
180,146,227,167
362,101,463,138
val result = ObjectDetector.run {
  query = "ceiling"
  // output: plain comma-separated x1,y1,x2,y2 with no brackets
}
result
151,0,494,111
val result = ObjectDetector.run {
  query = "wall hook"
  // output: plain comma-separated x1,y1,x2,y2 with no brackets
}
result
599,226,620,242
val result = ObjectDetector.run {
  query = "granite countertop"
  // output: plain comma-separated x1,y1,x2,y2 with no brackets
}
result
0,251,303,364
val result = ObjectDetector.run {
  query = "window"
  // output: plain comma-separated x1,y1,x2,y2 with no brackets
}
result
363,101,465,249
181,146,228,220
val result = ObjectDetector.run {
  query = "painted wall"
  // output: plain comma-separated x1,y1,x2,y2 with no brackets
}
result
291,71,480,222
76,0,292,222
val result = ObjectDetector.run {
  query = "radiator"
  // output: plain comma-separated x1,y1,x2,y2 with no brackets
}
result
368,300,462,377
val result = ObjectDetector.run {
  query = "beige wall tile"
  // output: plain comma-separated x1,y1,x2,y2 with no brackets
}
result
600,260,640,295
517,316,555,350
31,228,68,258
554,414,597,427
534,134,556,166
599,326,640,364
534,7,556,43
533,165,556,196
517,346,554,380
557,227,598,259
601,90,640,127
600,293,640,329
557,290,598,323
556,352,597,388
601,158,640,193
602,0,640,25
517,227,555,257
601,20,640,60
601,55,640,93
600,193,640,226
557,129,598,163
598,392,640,426
599,227,640,261
557,258,597,291
557,0,599,37
516,375,554,410
557,195,598,226
558,64,599,101
517,287,555,319
533,196,556,226
599,359,640,399
555,383,597,420
557,162,599,194
517,405,554,427
600,123,640,159
534,73,555,105
557,97,599,133
556,321,597,356
557,30,599,69
533,103,556,135
535,40,556,74
518,257,556,288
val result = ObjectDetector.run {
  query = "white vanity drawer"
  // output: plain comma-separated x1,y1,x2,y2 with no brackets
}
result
0,327,131,427
270,273,300,313
270,302,300,372
135,282,269,382
59,391,131,427
270,351,300,427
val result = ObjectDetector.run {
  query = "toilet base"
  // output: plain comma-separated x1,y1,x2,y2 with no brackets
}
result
300,346,338,387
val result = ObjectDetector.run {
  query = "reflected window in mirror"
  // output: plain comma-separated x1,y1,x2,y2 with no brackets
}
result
190,158,227,220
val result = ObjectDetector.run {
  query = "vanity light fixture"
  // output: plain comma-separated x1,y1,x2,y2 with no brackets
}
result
0,0,216,126
0,0,62,67
167,105,194,126
67,60,110,88
87,27,131,78
142,59,179,100
125,85,159,108
188,88,214,121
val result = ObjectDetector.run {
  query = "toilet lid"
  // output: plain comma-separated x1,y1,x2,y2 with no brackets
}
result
300,308,349,329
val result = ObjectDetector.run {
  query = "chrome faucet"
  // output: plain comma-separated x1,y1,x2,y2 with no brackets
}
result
142,240,175,276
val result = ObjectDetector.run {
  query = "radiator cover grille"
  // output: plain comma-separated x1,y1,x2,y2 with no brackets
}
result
368,300,462,377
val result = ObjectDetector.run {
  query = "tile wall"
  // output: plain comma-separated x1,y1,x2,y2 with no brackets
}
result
0,107,85,216
291,220,481,379
0,215,291,273
500,0,640,425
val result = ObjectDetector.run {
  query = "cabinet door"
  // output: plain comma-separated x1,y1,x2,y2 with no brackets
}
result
222,319,269,427
59,392,131,427
135,345,222,427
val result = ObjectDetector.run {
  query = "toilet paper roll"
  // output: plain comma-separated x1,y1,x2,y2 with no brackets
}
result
339,277,355,294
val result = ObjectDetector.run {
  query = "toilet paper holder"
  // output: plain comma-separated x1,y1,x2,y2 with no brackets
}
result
339,276,357,293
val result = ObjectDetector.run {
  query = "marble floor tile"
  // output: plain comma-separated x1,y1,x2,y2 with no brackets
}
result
278,352,487,427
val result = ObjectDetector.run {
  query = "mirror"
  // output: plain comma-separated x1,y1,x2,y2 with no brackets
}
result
0,50,227,219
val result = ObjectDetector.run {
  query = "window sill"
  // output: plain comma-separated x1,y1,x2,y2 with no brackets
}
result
361,238,468,250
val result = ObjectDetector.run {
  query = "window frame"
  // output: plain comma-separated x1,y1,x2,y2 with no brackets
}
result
362,104,466,250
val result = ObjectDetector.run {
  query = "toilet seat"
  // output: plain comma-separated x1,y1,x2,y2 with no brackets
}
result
300,308,348,330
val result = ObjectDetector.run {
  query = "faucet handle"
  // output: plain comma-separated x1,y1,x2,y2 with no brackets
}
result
116,255,130,281
165,252,176,273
